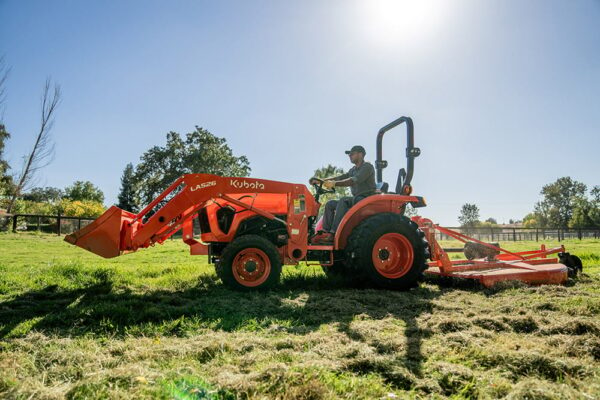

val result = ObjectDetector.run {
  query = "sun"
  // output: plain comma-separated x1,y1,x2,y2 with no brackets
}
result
356,0,447,48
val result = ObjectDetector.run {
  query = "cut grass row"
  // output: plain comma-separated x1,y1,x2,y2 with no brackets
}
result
0,233,599,399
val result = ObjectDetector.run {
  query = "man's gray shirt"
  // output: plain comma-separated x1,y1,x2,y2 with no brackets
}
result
336,162,376,197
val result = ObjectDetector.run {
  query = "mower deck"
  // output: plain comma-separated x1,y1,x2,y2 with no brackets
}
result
414,217,570,287
425,260,568,287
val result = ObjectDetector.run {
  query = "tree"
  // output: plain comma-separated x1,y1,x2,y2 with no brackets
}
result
309,164,351,216
311,164,350,197
0,58,11,199
64,181,104,203
6,78,61,213
132,127,250,206
589,186,600,228
0,124,12,199
22,186,63,203
458,203,480,230
117,163,139,212
522,212,549,228
485,217,497,224
0,55,9,119
569,197,593,228
569,185,600,229
534,177,586,228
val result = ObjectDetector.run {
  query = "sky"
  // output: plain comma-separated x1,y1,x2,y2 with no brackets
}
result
1,0,599,225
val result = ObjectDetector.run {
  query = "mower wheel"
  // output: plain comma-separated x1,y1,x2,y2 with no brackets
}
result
345,213,428,290
216,235,282,291
558,252,583,278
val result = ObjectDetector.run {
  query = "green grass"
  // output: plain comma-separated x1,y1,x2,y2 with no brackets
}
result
1,233,599,399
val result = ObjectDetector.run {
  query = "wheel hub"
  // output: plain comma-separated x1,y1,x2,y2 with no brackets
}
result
232,248,272,287
378,248,390,260
244,260,257,273
371,233,415,279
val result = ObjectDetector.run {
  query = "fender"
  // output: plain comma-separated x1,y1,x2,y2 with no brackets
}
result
334,194,425,249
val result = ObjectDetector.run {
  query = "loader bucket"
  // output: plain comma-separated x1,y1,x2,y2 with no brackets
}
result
64,206,135,258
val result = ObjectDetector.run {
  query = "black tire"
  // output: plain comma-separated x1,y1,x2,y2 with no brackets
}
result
216,235,282,291
559,252,583,278
345,213,428,290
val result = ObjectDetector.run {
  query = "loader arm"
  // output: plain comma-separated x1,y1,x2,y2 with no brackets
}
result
65,174,318,260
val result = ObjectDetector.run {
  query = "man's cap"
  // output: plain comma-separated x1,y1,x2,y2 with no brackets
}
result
345,145,366,155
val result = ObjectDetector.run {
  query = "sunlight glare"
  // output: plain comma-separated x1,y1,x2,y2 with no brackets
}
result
357,0,446,48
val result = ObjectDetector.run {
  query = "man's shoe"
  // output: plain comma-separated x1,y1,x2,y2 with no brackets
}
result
311,231,334,244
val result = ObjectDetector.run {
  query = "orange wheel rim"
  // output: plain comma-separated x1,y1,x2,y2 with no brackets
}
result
232,248,271,287
371,233,414,279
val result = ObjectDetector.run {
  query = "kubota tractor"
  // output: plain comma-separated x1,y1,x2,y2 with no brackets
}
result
66,117,576,290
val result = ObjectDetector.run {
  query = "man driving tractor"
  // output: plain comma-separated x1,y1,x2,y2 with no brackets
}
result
309,145,376,244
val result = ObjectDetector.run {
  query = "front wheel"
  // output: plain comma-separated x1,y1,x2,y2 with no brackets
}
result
345,213,428,290
216,235,282,290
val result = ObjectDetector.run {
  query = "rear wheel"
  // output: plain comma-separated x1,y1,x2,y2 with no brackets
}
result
216,235,282,290
345,213,428,290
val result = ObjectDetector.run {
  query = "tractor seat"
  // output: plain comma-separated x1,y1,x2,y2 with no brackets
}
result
376,182,389,193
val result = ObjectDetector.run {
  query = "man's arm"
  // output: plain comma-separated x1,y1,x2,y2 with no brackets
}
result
334,164,374,188
309,172,349,186
333,177,354,187
332,172,350,181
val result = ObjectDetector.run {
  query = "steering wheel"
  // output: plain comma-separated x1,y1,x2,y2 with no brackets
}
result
309,177,336,200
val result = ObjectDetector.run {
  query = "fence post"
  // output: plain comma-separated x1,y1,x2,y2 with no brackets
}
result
535,228,538,242
12,215,17,232
57,213,61,236
78,218,82,231
513,228,516,242
578,229,582,240
491,228,494,242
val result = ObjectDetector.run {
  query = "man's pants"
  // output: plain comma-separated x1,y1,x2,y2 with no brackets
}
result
322,195,368,233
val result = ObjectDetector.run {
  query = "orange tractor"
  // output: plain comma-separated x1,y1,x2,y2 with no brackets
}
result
65,117,580,290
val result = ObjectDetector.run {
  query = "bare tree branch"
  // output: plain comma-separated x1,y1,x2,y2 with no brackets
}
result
6,78,61,213
0,56,10,122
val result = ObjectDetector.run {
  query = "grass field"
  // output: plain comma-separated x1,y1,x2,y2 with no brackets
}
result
1,233,599,399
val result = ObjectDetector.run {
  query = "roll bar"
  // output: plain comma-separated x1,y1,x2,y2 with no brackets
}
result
375,116,420,194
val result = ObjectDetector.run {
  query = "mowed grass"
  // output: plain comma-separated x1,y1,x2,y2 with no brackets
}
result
0,233,599,399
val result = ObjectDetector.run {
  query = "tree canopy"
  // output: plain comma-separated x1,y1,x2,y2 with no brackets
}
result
0,124,12,199
117,163,139,212
22,186,63,203
458,203,480,228
132,127,251,206
64,181,105,203
523,177,599,228
533,177,586,228
311,164,350,197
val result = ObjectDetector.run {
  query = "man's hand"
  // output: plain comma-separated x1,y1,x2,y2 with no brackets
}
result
323,180,335,189
309,177,321,186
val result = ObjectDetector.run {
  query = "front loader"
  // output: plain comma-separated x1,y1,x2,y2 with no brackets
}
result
65,117,578,290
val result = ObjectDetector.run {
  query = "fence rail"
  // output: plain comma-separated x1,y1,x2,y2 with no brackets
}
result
2,213,600,241
436,226,600,242
1,213,96,235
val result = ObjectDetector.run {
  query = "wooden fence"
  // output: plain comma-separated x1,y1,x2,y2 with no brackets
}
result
2,213,600,241
1,213,96,235
435,226,600,242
